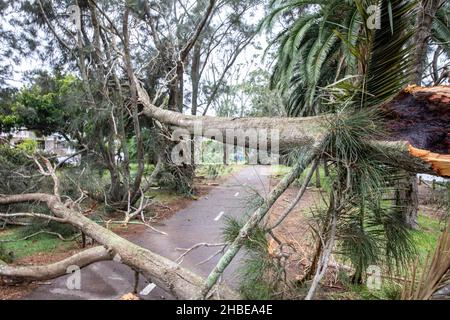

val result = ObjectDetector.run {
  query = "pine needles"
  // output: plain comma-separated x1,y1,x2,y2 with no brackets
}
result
312,107,418,285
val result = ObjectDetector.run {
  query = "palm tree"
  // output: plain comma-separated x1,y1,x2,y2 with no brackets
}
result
413,0,449,85
263,0,449,116
263,0,437,292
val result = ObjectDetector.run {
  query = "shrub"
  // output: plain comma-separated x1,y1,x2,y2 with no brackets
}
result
0,243,14,263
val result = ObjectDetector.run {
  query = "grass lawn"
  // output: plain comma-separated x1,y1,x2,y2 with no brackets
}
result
0,228,76,261
411,213,445,260
325,211,446,300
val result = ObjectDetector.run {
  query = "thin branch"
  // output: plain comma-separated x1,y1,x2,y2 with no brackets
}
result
305,198,338,300
0,230,81,243
36,0,72,51
0,212,67,223
267,158,319,231
176,242,227,264
199,149,320,298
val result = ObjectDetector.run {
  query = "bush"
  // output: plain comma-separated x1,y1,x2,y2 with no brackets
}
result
223,217,283,300
0,145,59,196
16,138,37,154
20,219,78,239
58,162,111,203
196,164,233,179
0,243,14,263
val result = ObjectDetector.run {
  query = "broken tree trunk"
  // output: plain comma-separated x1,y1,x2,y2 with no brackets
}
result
0,193,239,299
409,146,450,177
137,82,450,177
137,78,324,152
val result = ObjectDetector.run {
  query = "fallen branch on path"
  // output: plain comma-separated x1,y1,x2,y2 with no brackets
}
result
199,148,320,298
176,243,227,264
95,218,168,236
0,155,238,299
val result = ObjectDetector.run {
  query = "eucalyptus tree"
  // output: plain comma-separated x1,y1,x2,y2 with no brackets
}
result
184,0,262,116
0,0,220,204
0,0,143,206
210,67,285,117
413,0,449,85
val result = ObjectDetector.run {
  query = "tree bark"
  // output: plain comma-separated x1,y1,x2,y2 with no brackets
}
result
315,166,321,188
407,0,442,231
413,0,442,85
191,42,201,116
0,246,113,283
406,174,419,230
396,174,419,230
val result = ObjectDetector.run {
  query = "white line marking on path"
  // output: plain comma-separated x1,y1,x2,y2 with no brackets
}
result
140,283,157,296
214,211,225,221
50,288,103,300
234,192,239,197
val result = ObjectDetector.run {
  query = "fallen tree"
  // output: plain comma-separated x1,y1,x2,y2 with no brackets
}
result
1,0,447,301
0,190,239,299
1,85,447,299
0,246,113,283
138,79,450,298
0,159,239,299
138,83,450,177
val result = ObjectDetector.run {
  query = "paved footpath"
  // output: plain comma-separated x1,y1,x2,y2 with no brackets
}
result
24,166,272,300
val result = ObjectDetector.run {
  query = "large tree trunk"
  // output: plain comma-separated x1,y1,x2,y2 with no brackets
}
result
137,81,450,177
404,0,440,228
413,0,442,85
191,42,201,116
405,174,420,230
0,193,239,299
395,173,420,229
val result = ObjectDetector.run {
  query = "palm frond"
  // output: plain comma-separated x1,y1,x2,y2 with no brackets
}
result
363,0,416,107
432,10,450,54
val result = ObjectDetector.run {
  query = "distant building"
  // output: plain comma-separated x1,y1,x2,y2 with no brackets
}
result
0,128,80,165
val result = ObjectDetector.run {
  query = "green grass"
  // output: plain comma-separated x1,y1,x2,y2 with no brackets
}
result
0,228,75,260
146,189,186,203
411,213,444,260
272,165,291,177
129,163,155,177
324,212,444,300
196,164,242,179
66,163,155,188
330,282,402,300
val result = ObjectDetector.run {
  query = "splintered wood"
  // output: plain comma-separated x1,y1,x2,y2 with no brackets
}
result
409,145,450,177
